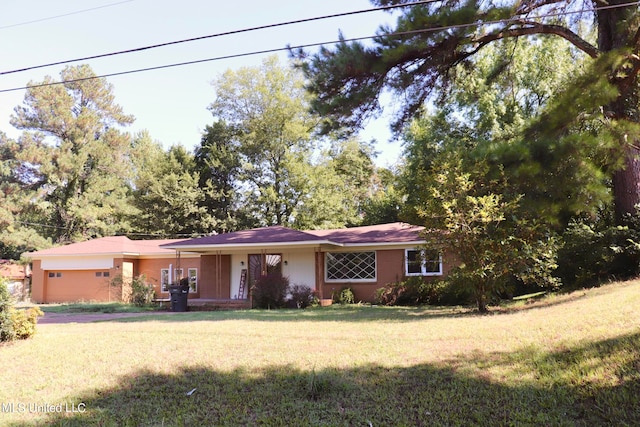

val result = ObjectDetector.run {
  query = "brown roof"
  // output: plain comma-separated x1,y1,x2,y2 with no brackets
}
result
167,226,328,247
23,223,426,258
307,222,424,244
164,222,425,249
0,260,27,279
25,236,181,258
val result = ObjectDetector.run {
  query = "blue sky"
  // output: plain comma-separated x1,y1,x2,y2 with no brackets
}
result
0,0,403,167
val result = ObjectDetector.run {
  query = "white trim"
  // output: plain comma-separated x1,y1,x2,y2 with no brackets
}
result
336,241,427,248
41,256,114,270
187,267,198,293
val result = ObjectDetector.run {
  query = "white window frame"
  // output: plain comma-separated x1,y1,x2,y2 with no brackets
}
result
405,249,442,276
187,268,198,293
160,269,170,293
325,251,377,283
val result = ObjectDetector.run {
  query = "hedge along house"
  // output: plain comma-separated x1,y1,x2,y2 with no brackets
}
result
26,237,200,303
162,222,455,303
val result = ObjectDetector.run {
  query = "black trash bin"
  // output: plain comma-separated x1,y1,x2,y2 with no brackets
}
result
169,283,189,312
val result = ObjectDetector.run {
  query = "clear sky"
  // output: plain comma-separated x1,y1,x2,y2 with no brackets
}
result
0,0,403,167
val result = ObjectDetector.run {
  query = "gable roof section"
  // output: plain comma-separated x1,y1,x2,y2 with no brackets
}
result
162,222,425,251
163,226,335,251
25,236,181,259
307,222,425,245
23,223,427,259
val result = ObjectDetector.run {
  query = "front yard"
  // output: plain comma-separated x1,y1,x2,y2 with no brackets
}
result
1,281,639,426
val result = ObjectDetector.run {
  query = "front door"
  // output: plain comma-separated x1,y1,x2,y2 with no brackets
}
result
248,253,282,285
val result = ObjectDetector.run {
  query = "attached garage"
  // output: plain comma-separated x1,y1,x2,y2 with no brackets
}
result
26,237,185,304
41,269,115,303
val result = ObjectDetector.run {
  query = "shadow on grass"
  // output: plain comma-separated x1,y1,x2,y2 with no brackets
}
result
10,333,639,426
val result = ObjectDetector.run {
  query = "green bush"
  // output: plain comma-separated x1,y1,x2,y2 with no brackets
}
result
376,277,469,306
0,278,43,342
289,284,317,309
130,275,156,307
252,273,289,309
557,217,640,289
333,287,355,305
11,307,44,339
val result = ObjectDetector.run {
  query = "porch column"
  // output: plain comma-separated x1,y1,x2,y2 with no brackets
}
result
315,248,323,300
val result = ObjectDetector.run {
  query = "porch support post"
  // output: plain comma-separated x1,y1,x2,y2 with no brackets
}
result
315,247,323,300
260,249,267,276
175,251,182,281
216,250,222,299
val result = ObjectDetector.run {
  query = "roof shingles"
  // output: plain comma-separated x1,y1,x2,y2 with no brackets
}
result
24,223,425,258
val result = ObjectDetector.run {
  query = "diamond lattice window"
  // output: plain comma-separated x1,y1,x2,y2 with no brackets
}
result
325,252,376,281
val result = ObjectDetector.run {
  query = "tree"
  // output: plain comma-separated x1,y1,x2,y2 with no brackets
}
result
359,166,403,225
0,132,50,258
208,55,318,227
194,121,244,232
9,65,136,244
130,133,216,237
419,154,559,312
298,0,640,221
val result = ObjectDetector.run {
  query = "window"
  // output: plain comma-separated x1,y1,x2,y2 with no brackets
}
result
48,272,55,278
160,269,170,293
405,249,442,276
48,272,63,278
103,271,110,278
96,272,102,277
161,268,197,293
187,268,197,293
160,268,182,293
325,252,376,282
248,254,282,285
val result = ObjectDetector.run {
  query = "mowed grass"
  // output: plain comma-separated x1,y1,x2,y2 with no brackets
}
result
1,281,639,426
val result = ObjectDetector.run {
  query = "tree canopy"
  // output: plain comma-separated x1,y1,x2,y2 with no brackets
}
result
298,0,640,219
8,65,136,245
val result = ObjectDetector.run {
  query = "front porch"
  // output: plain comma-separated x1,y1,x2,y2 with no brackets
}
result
188,298,251,310
155,297,251,310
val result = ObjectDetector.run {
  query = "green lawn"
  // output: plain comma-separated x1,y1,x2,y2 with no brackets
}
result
25,301,158,314
2,281,639,426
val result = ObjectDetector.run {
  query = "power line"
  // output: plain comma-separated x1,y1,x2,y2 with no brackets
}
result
0,1,636,94
0,0,136,31
0,0,439,77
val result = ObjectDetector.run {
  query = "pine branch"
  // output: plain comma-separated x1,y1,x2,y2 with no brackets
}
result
472,21,599,58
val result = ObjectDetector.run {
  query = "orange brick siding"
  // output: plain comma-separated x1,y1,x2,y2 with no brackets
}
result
319,248,456,303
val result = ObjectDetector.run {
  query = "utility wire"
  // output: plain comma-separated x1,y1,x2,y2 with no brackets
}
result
0,0,439,77
0,0,136,31
0,0,636,94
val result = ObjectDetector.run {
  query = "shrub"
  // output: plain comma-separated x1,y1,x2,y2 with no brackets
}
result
130,275,156,307
289,284,317,309
375,277,466,306
0,278,43,342
112,274,156,307
557,217,640,289
252,273,289,309
11,307,44,339
333,287,355,305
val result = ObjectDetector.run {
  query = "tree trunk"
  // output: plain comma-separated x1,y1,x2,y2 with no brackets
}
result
612,144,640,221
597,0,640,222
476,285,488,313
